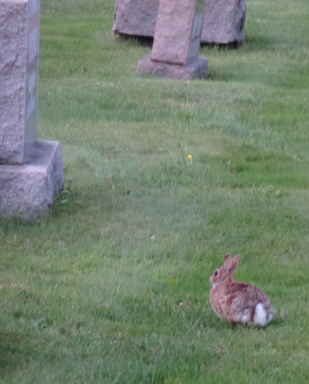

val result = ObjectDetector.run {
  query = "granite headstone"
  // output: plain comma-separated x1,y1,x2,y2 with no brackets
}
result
0,0,41,164
138,0,208,80
0,0,64,221
113,0,246,45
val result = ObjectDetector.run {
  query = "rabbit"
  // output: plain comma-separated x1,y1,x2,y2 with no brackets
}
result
210,253,275,326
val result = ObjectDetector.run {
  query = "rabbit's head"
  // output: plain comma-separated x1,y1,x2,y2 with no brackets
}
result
210,253,240,286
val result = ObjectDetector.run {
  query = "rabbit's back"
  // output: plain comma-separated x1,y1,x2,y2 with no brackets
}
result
210,281,274,326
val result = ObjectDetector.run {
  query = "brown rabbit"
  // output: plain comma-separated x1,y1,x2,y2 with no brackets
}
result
210,253,275,326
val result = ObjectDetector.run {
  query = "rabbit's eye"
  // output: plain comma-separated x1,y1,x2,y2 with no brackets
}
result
214,270,218,276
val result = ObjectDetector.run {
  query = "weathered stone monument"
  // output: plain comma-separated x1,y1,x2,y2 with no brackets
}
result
138,0,208,80
113,0,246,45
0,0,64,221
113,0,159,39
202,0,246,45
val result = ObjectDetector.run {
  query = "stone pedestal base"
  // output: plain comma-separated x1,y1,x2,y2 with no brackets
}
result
138,55,208,80
0,140,64,221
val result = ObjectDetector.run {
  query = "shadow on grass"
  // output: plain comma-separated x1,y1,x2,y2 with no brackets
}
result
209,316,285,331
115,32,247,50
114,32,154,47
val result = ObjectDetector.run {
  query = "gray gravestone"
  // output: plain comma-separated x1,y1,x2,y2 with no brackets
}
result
0,0,40,164
113,0,159,38
138,0,208,80
113,0,246,45
202,0,246,44
0,0,64,221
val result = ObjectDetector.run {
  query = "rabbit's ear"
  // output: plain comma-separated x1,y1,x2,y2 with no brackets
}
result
230,254,240,272
224,253,240,272
223,253,232,271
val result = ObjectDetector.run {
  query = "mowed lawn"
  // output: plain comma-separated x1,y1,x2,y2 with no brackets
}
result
1,0,309,383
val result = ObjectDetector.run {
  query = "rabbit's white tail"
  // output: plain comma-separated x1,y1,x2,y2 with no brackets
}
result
253,303,273,326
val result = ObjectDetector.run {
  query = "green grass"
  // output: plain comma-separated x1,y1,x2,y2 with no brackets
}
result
1,0,309,382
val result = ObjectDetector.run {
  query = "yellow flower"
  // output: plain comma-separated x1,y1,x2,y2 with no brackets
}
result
187,154,192,160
